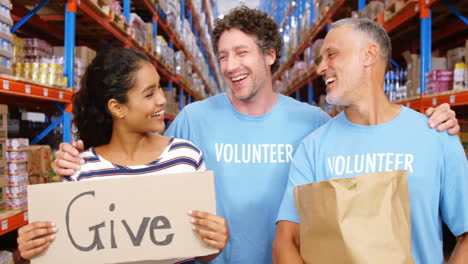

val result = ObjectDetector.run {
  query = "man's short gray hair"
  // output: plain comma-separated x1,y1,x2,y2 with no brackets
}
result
331,18,392,68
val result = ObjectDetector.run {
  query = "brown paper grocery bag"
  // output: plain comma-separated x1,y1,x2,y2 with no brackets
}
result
294,170,415,264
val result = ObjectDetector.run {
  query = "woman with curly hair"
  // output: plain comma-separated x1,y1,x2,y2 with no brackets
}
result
16,48,229,263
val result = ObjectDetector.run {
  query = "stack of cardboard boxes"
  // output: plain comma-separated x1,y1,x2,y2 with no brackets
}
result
403,51,447,98
52,46,97,90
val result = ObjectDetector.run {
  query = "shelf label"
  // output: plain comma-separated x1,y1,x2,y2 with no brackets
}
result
24,212,29,221
1,219,7,231
44,88,48,97
432,97,437,106
450,95,455,104
25,85,31,94
2,80,8,90
59,91,63,99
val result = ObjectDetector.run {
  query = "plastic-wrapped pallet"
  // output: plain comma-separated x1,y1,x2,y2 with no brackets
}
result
174,50,187,79
130,13,146,46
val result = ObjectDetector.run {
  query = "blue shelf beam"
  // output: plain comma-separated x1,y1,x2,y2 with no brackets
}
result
31,115,65,145
179,89,184,110
65,0,76,89
168,81,173,92
308,83,314,105
181,0,186,23
441,0,468,26
123,0,130,24
152,16,158,39
420,8,431,95
295,90,301,101
11,0,50,33
358,0,366,11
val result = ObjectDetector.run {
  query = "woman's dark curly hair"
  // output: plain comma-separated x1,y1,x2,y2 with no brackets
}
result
73,48,150,149
212,5,283,74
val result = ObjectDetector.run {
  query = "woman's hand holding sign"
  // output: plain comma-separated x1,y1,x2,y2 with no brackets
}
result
17,221,58,259
189,210,230,262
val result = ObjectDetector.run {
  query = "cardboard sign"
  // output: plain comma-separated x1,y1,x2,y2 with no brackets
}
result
28,171,218,264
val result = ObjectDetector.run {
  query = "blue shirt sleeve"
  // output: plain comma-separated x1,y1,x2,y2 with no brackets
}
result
276,140,316,223
440,134,468,236
165,108,191,140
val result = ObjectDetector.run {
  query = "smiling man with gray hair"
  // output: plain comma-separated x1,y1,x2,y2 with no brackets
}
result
273,18,468,264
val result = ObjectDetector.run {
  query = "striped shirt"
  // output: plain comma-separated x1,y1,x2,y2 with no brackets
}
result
64,137,205,181
63,137,205,264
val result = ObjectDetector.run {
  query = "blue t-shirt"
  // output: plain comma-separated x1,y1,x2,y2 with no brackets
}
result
277,106,468,264
165,93,330,264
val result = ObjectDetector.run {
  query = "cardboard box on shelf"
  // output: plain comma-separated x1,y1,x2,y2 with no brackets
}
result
431,57,447,70
53,46,97,68
447,46,466,70
0,141,5,163
145,23,155,52
403,51,449,96
0,104,7,133
403,51,420,97
0,130,6,142
0,175,6,206
465,40,468,66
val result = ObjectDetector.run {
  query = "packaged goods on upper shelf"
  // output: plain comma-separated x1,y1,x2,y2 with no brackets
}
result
145,23,155,52
155,36,175,71
6,196,27,210
447,46,466,71
6,162,27,175
53,46,94,66
6,185,27,199
110,0,123,16
425,70,453,95
12,56,67,88
454,62,468,90
403,51,449,97
352,1,384,20
6,138,28,151
130,13,146,46
12,34,24,61
0,3,12,26
5,150,28,162
0,21,10,34
6,173,28,186
23,38,53,57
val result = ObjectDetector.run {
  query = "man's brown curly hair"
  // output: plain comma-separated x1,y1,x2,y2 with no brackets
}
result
212,6,283,74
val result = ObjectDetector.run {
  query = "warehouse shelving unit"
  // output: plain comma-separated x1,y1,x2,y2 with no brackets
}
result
0,209,28,236
9,0,223,146
265,0,468,113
